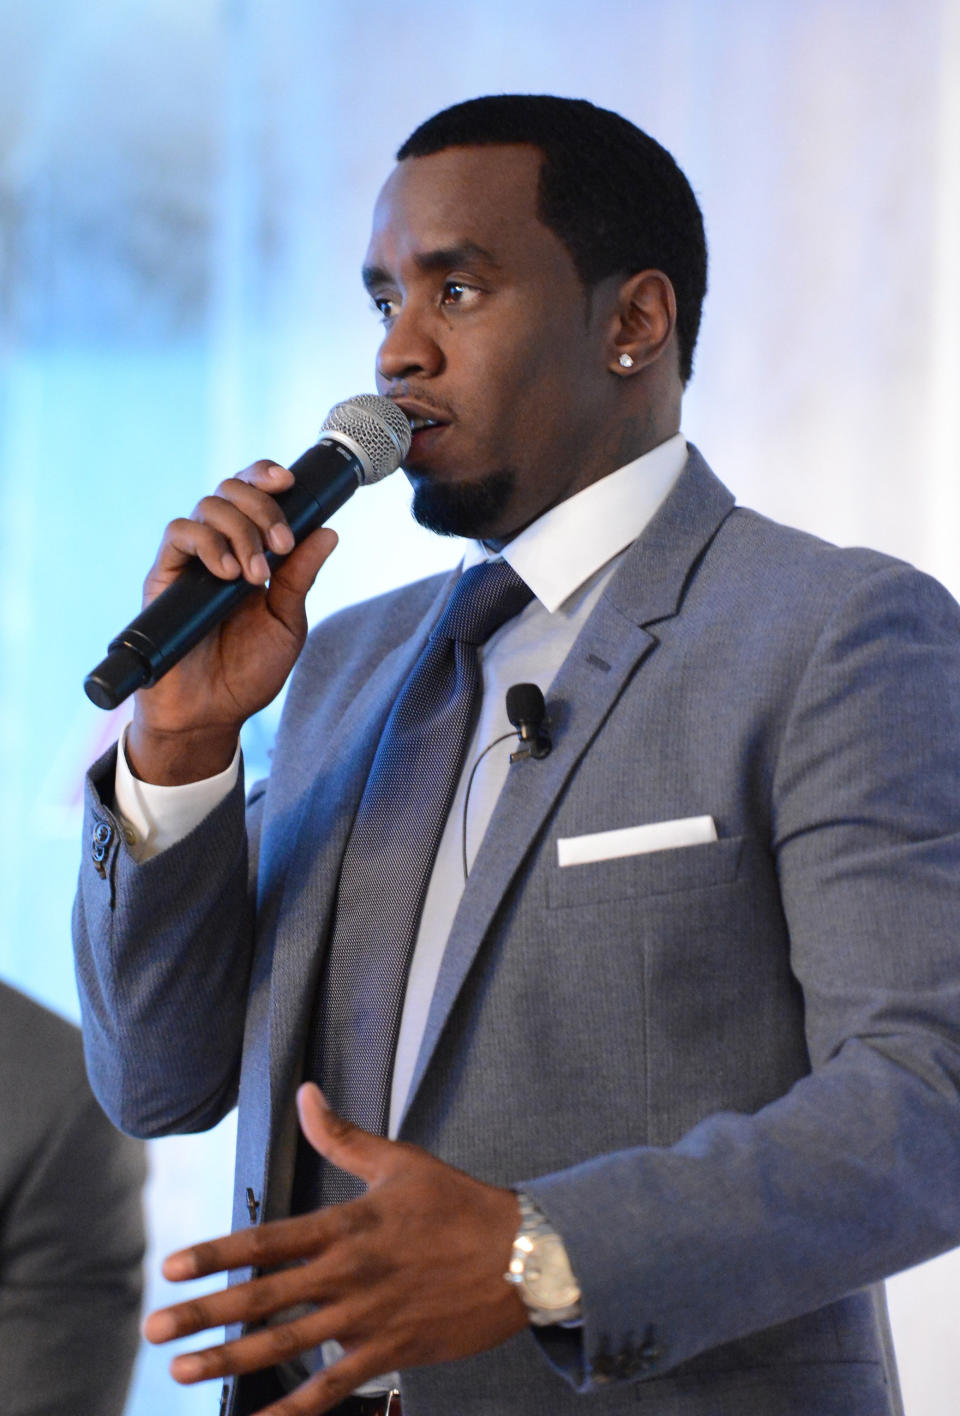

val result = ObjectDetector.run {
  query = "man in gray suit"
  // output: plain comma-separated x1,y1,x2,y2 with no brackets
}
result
73,96,960,1416
0,980,145,1415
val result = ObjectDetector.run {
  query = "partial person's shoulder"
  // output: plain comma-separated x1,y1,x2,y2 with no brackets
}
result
0,983,99,1187
0,981,84,1082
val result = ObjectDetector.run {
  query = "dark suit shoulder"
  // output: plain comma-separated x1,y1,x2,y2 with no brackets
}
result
0,982,85,1104
0,981,145,1206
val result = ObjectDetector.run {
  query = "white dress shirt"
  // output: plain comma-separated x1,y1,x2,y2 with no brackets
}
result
113,433,688,1130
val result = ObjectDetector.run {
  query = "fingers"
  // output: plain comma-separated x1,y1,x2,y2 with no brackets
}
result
264,526,339,628
171,1329,397,1416
249,1344,400,1415
161,1208,334,1283
145,1264,329,1342
296,1085,398,1187
147,460,298,595
146,1262,398,1394
158,1196,385,1294
192,464,296,583
156,1101,407,1293
165,1303,341,1383
145,1133,530,1409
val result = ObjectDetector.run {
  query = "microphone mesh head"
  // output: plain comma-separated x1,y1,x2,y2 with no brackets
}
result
320,393,412,484
506,682,546,727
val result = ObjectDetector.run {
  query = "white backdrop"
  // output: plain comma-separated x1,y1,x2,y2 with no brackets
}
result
1,2,958,1412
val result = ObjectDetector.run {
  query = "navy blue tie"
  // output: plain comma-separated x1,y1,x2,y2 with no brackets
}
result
295,559,534,1208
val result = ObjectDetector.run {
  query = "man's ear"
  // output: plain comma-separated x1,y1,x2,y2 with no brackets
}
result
608,269,677,376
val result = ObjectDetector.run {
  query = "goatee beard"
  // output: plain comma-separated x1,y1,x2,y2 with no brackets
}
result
410,469,516,540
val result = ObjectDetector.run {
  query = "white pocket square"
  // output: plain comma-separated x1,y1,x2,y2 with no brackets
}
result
557,815,717,867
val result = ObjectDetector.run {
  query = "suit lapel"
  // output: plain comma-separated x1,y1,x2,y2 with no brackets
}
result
400,448,735,1125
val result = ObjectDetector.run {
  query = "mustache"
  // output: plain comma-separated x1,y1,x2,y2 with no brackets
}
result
385,385,457,422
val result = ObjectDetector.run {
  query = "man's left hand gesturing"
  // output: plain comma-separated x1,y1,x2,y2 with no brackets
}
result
143,1083,528,1414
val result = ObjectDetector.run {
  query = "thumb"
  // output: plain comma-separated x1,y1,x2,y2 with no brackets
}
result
265,526,339,623
296,1083,392,1185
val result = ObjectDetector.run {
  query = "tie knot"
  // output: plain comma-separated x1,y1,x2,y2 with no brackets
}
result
434,560,534,646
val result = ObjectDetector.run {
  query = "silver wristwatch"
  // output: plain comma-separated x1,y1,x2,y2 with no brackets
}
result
504,1192,582,1325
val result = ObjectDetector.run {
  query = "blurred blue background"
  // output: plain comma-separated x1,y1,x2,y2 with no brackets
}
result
1,1,958,1412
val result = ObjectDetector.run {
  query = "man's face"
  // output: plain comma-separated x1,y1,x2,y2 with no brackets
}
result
363,144,623,543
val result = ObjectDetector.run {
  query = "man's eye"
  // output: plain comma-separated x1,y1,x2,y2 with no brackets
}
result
371,296,397,322
440,281,477,306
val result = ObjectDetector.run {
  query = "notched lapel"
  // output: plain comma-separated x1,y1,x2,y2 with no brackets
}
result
605,444,735,629
400,449,736,1126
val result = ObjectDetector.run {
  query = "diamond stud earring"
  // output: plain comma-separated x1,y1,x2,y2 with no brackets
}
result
618,353,635,369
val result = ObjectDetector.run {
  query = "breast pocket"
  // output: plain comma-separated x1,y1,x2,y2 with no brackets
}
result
546,835,746,909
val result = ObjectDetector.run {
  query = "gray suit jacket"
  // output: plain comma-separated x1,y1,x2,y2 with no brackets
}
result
0,981,145,1416
74,449,960,1415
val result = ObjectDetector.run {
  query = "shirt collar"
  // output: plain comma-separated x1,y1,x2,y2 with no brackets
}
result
461,433,688,613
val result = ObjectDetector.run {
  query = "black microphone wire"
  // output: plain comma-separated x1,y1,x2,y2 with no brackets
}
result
460,732,515,882
459,684,551,880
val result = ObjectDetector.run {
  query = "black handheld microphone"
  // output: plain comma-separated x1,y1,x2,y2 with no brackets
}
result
83,394,411,710
506,682,551,760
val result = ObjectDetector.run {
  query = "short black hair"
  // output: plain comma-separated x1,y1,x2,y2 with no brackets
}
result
397,94,707,384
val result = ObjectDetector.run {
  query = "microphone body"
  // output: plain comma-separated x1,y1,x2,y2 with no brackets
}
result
84,395,410,710
506,682,551,760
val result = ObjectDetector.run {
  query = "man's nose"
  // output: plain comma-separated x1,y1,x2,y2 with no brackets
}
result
376,305,443,382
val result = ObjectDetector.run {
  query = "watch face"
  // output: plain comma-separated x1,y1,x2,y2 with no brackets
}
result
524,1235,581,1309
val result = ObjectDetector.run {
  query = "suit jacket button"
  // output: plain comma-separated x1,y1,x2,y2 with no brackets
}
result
619,1350,643,1377
91,822,114,876
638,1328,663,1368
589,1342,616,1383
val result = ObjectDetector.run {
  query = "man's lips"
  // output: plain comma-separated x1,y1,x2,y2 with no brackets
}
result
408,413,445,433
386,399,452,467
389,397,452,435
403,422,450,475
409,422,447,446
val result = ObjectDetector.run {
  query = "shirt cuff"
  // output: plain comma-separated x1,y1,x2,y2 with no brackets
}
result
113,725,241,863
